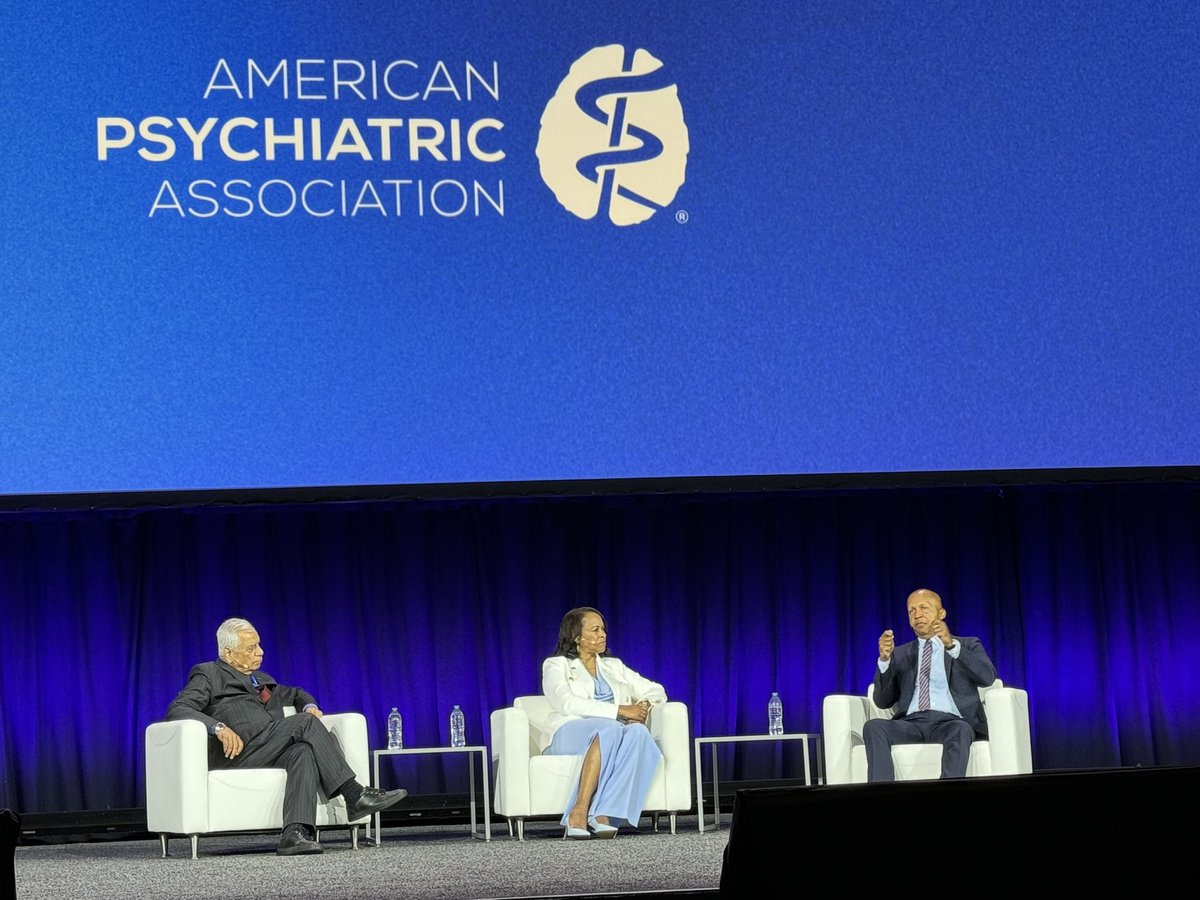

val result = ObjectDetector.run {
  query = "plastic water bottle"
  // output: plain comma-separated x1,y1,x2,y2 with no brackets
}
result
386,707,403,750
768,691,784,736
450,704,466,747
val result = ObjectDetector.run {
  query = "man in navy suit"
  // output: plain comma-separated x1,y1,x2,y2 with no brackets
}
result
166,617,407,855
864,588,997,782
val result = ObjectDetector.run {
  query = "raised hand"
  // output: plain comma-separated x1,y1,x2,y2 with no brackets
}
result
929,618,954,648
878,629,894,661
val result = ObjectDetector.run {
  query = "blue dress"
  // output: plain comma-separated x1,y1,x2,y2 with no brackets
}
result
544,667,663,827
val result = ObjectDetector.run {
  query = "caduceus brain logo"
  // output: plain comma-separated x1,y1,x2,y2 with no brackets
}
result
537,45,689,226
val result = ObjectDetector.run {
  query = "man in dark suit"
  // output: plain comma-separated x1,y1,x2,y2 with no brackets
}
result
167,617,407,855
864,588,997,781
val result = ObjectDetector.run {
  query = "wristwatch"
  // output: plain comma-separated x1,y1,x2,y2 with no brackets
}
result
211,722,226,736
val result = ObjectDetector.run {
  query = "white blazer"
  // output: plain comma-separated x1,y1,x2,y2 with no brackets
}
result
538,655,668,752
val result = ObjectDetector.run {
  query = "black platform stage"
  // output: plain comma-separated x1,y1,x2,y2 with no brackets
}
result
719,766,1197,895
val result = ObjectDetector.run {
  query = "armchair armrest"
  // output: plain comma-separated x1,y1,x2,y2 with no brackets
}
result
983,687,1033,775
320,712,369,824
322,712,369,786
648,701,690,811
491,706,533,818
145,719,211,834
822,694,870,786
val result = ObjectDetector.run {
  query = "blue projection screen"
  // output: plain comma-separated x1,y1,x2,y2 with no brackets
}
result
2,2,1198,499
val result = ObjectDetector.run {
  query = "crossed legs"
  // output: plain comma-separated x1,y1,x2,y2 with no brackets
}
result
231,713,356,828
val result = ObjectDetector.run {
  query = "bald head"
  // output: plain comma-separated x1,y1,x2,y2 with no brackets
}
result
906,588,945,638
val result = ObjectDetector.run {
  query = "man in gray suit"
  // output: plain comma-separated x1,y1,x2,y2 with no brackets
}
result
167,617,407,855
864,588,997,782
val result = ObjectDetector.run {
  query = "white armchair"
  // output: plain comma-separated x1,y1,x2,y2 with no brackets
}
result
490,696,691,840
822,680,1032,784
145,711,371,858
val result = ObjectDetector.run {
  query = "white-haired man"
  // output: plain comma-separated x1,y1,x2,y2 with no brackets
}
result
166,617,407,855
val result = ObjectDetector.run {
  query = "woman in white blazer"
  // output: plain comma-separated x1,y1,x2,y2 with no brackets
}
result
541,606,667,839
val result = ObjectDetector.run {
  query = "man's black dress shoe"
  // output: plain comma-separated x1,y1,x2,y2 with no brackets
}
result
344,786,409,821
276,824,322,856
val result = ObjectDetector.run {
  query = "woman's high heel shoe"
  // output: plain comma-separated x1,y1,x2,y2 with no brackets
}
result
588,817,618,839
564,824,591,840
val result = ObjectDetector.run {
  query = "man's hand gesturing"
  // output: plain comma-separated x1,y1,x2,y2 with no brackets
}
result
878,629,894,661
929,619,954,649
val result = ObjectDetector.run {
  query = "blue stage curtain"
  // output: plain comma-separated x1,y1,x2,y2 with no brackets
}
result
1,480,1198,813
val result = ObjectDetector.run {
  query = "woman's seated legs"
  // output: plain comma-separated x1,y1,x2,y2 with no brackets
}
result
547,719,662,829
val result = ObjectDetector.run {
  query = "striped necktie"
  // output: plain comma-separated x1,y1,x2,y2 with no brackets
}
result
918,640,932,711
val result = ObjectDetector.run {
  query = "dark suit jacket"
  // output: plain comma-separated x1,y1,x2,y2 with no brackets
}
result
166,659,318,768
872,636,996,737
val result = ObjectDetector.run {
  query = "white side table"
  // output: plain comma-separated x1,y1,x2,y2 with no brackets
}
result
693,733,823,832
370,745,492,843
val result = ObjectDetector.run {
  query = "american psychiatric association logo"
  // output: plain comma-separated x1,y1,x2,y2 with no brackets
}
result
537,45,688,226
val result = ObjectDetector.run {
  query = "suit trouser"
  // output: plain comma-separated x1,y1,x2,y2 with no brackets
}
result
862,710,976,782
224,713,355,828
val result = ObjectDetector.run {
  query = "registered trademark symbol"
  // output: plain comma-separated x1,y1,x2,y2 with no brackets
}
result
675,210,689,224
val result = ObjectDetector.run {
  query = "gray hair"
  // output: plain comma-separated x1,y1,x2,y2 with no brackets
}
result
216,618,256,656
